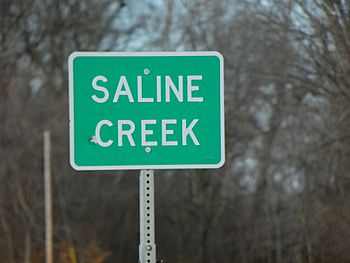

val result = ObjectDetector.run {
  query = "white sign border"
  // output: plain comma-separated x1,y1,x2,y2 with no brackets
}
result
68,51,225,170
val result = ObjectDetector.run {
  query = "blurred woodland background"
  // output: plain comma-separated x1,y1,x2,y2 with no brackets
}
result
1,0,350,263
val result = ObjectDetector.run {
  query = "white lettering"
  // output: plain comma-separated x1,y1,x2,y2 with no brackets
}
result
113,76,134,102
137,76,154,102
187,75,203,102
156,76,161,102
165,76,183,102
91,75,207,103
118,120,136,146
162,119,178,146
95,120,113,147
141,120,157,146
91,75,109,103
182,119,200,145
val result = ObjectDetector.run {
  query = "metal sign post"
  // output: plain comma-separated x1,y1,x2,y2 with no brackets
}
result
44,130,53,263
139,170,156,263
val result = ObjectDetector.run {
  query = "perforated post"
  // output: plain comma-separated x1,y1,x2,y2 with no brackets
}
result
139,170,156,263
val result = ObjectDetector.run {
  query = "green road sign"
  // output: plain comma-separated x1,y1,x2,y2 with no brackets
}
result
68,52,224,170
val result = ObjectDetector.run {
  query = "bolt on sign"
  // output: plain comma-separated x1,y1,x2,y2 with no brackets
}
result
68,52,224,170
